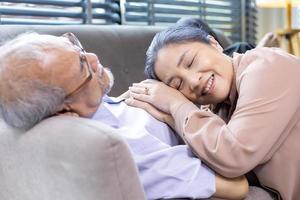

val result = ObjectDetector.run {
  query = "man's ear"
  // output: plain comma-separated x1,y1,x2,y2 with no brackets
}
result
55,102,72,115
55,102,79,117
207,35,223,52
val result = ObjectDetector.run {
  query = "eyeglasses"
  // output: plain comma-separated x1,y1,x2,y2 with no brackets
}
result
62,32,93,99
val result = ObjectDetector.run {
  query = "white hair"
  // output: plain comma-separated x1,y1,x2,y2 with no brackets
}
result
0,32,67,130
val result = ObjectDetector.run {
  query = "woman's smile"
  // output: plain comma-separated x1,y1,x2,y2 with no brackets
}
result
201,74,215,96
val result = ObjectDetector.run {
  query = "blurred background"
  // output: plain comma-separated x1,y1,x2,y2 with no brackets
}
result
0,0,299,46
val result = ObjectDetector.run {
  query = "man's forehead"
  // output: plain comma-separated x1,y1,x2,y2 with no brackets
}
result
41,34,72,46
27,34,71,46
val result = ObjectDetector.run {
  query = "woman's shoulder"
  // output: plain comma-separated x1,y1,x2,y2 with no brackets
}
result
242,47,296,62
233,47,300,78
232,47,300,96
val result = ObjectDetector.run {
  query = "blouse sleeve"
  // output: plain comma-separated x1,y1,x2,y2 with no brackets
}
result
172,48,300,178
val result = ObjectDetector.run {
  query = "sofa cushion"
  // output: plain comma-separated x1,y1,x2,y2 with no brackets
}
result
0,116,146,200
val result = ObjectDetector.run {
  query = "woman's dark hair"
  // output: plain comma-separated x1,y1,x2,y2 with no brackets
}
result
145,25,209,80
176,18,220,43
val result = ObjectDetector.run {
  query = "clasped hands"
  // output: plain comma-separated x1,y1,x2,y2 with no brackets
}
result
125,79,190,129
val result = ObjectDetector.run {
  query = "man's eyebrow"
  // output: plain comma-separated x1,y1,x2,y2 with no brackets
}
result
62,36,84,71
78,55,84,71
72,47,84,72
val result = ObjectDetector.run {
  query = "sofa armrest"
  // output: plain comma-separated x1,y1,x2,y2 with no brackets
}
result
0,116,146,200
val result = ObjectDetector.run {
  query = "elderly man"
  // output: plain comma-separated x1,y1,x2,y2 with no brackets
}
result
0,32,251,200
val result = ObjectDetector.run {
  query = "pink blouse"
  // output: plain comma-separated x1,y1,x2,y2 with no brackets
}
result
172,47,300,200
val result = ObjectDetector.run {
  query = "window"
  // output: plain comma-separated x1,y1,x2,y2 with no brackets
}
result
293,6,300,28
122,0,257,43
0,0,120,24
244,0,257,44
0,0,257,43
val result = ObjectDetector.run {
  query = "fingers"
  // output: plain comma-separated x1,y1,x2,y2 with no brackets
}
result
129,83,153,102
117,90,130,99
58,112,79,117
130,79,164,94
129,85,147,94
140,79,160,84
131,80,160,90
129,90,151,102
125,98,150,111
125,98,167,122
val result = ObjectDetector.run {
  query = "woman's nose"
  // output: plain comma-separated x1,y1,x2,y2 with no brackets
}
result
187,73,201,91
85,52,99,73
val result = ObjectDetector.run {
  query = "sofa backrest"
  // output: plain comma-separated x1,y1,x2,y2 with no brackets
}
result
0,25,162,96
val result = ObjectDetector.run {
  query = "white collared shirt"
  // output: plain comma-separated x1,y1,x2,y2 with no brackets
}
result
91,95,215,199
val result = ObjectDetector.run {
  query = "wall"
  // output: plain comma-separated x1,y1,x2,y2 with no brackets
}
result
257,7,300,42
257,8,285,41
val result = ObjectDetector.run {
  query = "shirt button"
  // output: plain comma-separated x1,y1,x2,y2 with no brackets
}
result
184,117,189,124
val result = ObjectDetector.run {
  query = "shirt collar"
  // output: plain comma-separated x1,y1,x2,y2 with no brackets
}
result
224,53,241,107
103,95,126,104
212,54,239,119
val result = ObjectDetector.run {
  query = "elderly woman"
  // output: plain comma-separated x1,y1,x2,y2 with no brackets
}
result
126,25,300,200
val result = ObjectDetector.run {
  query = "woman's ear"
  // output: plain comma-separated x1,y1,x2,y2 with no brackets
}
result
207,35,223,52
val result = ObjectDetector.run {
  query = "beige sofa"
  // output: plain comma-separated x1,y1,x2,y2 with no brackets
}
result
0,25,273,200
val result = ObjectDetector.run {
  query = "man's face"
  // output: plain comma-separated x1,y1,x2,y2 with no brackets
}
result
39,34,114,117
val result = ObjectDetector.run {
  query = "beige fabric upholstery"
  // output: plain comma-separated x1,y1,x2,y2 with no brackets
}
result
0,116,146,200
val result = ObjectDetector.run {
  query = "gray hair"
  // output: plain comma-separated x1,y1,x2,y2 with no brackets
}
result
0,32,67,130
145,25,209,80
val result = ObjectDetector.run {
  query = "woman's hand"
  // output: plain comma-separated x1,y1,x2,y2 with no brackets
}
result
126,79,190,114
117,90,130,101
57,111,79,117
125,97,175,129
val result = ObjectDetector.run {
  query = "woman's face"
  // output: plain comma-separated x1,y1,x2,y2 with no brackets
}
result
154,40,234,105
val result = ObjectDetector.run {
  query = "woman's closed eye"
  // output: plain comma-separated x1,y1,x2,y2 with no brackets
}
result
169,78,183,90
186,54,196,69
